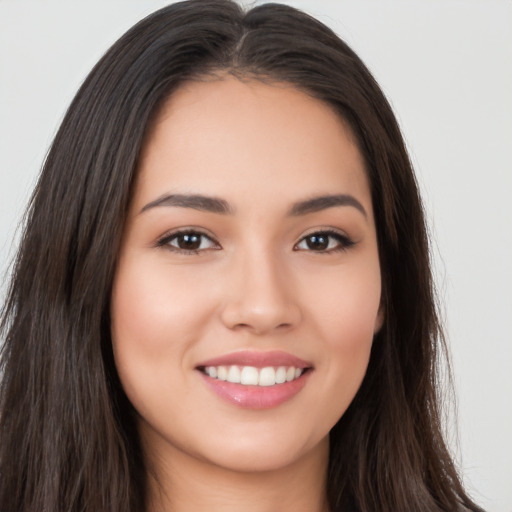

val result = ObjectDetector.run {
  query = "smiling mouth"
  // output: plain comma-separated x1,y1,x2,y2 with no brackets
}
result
196,351,313,408
198,365,308,387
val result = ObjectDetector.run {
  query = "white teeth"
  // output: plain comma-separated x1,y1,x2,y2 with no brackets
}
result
227,365,241,383
275,366,287,384
203,364,306,386
240,366,259,385
206,366,217,378
259,367,276,387
217,366,228,381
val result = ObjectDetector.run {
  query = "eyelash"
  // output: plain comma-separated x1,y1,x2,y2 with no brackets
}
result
294,229,355,253
156,229,220,255
156,229,355,255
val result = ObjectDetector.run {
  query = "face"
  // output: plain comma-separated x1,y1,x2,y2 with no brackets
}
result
111,77,383,475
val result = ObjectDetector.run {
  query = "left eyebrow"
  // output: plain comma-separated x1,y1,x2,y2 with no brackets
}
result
288,194,367,218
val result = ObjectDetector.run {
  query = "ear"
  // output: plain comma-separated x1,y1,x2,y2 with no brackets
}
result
373,303,385,334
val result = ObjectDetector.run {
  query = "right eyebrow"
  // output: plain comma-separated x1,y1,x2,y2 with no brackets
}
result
139,193,233,215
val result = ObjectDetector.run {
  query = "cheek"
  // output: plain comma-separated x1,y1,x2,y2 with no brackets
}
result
109,256,217,403
307,258,382,346
111,257,214,352
302,261,381,417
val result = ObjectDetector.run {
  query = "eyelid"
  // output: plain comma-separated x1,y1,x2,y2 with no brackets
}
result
156,227,221,253
294,228,355,253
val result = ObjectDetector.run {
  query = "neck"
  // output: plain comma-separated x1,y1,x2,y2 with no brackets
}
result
144,435,330,512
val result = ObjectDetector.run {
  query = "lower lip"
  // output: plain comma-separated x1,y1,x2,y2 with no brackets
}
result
199,371,310,409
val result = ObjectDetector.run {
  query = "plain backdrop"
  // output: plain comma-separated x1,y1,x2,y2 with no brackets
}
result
0,1,511,510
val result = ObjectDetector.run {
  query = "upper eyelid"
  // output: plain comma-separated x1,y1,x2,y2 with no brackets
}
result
158,226,218,240
156,228,220,248
297,227,350,240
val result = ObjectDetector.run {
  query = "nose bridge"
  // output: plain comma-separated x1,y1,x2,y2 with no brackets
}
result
220,241,301,334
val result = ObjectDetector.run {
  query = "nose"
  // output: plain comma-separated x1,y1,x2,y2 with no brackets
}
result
219,249,302,335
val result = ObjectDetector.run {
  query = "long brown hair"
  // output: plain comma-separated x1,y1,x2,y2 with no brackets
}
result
0,1,484,510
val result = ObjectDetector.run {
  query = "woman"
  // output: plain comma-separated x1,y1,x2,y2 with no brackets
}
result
0,1,485,511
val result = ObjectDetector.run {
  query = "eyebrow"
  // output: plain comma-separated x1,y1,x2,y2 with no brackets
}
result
140,192,367,218
288,194,367,218
140,194,232,214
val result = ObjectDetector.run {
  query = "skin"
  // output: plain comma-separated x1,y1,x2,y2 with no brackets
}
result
111,76,383,512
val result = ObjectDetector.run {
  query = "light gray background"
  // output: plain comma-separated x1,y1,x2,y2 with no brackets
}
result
0,1,511,510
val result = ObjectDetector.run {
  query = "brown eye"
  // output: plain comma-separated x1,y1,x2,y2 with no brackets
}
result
295,231,354,253
304,234,329,251
175,233,202,250
158,230,219,253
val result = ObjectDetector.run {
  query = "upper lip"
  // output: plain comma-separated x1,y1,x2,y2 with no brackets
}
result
196,350,312,369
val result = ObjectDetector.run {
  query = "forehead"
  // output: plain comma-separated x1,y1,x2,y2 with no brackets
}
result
133,77,372,216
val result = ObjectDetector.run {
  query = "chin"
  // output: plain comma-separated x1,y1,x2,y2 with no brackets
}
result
197,430,329,474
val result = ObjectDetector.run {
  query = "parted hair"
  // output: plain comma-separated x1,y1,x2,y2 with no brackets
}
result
0,1,484,511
